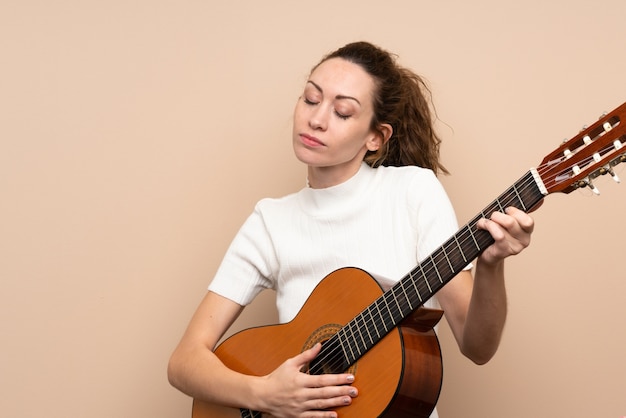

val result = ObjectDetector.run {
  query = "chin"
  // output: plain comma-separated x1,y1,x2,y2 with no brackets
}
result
293,145,318,166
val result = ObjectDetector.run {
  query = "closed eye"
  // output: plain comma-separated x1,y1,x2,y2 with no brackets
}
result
303,95,351,120
334,110,350,120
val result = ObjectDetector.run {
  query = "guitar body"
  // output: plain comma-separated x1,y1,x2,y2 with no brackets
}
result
192,267,443,418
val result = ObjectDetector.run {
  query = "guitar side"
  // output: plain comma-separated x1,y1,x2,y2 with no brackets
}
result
192,267,443,418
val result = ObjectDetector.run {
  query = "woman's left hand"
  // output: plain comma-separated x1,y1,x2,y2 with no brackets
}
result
475,206,535,266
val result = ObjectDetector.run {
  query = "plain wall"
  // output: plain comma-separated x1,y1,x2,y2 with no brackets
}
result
1,1,625,417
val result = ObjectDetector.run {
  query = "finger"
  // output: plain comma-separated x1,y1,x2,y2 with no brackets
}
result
505,207,535,233
307,372,356,390
302,386,357,411
291,343,322,368
490,210,518,231
476,216,505,241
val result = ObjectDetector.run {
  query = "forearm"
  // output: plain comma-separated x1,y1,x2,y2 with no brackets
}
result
460,259,507,364
168,343,265,411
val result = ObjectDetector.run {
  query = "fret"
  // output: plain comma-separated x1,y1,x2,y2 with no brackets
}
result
421,260,433,293
453,234,467,263
430,254,443,283
332,330,358,374
355,313,372,346
390,286,403,316
451,237,467,267
417,263,428,295
381,291,394,323
499,192,515,210
341,325,357,363
367,312,378,342
400,281,414,311
348,319,365,357
496,197,505,213
336,327,350,364
363,306,380,339
431,252,453,292
382,293,395,328
240,408,262,418
466,224,480,251
441,243,453,272
374,299,389,332
512,184,527,211
409,270,424,302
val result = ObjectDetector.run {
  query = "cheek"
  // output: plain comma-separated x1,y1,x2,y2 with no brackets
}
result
293,99,308,117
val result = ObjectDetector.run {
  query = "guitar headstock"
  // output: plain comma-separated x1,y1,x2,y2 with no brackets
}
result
537,102,626,195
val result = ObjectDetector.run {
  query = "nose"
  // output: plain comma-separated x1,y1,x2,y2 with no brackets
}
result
308,105,328,131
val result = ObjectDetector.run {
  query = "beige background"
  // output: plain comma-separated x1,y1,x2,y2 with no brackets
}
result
1,1,625,417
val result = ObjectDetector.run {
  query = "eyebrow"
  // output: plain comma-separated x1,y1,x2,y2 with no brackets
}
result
307,80,361,106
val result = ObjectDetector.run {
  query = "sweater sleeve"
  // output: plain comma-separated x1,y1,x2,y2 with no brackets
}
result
208,205,277,306
408,170,464,264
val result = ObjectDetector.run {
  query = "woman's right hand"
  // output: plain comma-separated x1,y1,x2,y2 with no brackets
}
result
257,343,358,418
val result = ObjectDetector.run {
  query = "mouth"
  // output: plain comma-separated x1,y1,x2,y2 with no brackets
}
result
299,133,325,147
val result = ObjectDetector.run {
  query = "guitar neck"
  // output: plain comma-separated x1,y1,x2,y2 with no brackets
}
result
311,169,547,374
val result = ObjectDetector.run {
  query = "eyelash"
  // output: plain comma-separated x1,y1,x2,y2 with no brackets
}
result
303,97,351,120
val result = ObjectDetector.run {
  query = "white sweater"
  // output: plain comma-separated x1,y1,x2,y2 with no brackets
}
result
209,162,461,323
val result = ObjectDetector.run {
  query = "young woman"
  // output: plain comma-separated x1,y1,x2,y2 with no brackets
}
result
168,41,536,418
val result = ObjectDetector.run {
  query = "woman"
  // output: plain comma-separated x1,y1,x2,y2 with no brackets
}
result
168,41,535,418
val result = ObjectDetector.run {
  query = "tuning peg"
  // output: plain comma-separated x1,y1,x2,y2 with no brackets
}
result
599,165,621,183
586,178,601,195
576,177,601,194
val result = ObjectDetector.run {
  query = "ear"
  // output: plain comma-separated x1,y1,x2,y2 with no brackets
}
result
366,123,393,151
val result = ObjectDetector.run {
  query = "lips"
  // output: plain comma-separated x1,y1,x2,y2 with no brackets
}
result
300,133,325,147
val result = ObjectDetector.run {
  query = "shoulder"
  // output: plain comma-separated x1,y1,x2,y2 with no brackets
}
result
247,190,303,225
373,164,442,196
374,164,437,181
371,166,453,221
254,190,300,212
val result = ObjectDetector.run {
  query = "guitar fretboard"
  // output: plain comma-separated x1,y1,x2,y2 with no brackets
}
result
240,408,261,418
309,169,546,374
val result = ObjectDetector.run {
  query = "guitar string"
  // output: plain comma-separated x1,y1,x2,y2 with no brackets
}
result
311,138,625,373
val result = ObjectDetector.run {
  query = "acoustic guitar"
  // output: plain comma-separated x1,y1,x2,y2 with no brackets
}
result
192,102,626,418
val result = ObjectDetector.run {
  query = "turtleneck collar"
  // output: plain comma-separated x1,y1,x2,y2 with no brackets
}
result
298,162,375,217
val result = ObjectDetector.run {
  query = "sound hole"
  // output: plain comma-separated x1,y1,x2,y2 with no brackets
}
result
301,323,357,375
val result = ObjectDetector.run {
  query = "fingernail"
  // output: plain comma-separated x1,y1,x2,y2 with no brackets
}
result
346,374,354,382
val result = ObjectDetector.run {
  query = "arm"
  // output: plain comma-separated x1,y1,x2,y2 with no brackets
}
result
436,207,535,364
167,291,357,418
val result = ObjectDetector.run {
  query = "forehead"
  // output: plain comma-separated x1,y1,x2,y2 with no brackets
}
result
308,58,375,104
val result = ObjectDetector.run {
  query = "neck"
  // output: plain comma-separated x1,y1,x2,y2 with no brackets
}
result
307,162,364,189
